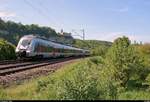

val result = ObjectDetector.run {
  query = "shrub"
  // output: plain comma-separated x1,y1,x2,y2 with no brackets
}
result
36,58,115,100
88,56,103,65
91,45,109,57
144,74,150,89
54,61,100,100
0,38,16,60
104,36,144,87
137,43,150,55
98,63,119,99
35,57,120,100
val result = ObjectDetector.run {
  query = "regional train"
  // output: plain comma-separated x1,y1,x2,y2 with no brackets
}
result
15,35,90,58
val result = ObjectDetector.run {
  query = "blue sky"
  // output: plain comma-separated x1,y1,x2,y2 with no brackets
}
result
0,0,150,43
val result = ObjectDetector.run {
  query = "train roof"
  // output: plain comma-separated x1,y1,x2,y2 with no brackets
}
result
21,35,89,51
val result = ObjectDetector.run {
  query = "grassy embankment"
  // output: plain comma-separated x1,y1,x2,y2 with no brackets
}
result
0,57,101,100
0,36,150,100
0,56,150,100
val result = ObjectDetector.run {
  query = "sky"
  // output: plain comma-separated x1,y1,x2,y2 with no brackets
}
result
0,0,150,43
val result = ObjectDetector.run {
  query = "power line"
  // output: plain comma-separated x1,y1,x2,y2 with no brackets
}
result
23,0,57,27
35,0,63,29
71,29,85,40
24,0,82,36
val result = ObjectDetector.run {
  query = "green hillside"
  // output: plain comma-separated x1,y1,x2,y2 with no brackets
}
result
73,39,112,56
1,37,150,100
0,18,112,57
0,18,74,45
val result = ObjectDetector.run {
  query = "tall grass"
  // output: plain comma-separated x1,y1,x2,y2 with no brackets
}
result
0,56,150,100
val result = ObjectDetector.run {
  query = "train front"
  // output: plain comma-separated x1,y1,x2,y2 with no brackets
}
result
15,36,33,58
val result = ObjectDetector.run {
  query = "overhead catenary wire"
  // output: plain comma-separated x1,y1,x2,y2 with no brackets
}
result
23,0,58,28
23,0,84,39
35,0,63,29
32,0,75,33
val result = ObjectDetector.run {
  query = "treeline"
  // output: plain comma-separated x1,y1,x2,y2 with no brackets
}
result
0,18,73,45
0,18,113,60
73,39,112,56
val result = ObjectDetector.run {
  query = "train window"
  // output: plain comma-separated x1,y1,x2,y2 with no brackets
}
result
63,49,66,53
54,48,57,53
60,48,64,53
57,48,60,52
34,43,39,52
59,48,63,53
68,49,71,53
64,49,68,53
47,46,52,52
19,39,31,49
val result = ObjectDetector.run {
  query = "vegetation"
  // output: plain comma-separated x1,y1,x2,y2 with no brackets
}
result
1,36,150,100
0,18,150,100
0,18,73,45
0,18,111,57
0,57,117,100
136,43,150,67
73,39,112,56
0,38,16,60
104,36,144,87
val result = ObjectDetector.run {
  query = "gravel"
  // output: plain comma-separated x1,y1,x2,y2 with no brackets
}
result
0,59,78,87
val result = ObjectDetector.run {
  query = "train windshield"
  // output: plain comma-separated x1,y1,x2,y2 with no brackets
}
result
19,39,31,49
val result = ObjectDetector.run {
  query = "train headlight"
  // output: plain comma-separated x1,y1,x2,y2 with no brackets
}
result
15,49,19,52
26,50,31,53
26,46,33,53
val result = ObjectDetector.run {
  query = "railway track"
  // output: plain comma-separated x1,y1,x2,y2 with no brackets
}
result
0,59,29,65
0,57,82,76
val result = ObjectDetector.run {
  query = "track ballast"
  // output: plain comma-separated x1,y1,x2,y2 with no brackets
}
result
0,57,84,76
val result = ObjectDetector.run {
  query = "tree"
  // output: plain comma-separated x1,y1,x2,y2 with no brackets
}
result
104,36,144,87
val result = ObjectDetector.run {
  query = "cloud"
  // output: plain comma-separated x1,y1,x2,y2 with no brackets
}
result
0,11,16,17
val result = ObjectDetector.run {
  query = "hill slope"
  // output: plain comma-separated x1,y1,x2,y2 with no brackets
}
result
0,18,74,45
0,18,112,56
73,39,112,56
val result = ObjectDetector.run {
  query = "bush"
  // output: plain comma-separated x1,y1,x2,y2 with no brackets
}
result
136,43,150,69
137,43,150,55
35,58,92,99
0,39,16,60
88,56,103,65
104,36,144,87
35,57,120,100
49,60,100,100
91,45,109,57
144,74,150,89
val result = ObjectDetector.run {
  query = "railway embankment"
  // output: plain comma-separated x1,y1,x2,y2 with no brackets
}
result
0,57,97,99
0,56,150,100
0,57,83,87
1,37,150,100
